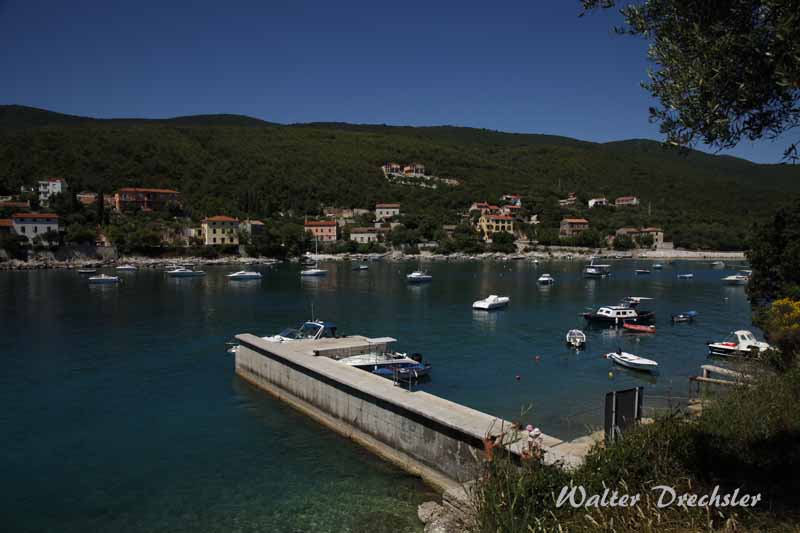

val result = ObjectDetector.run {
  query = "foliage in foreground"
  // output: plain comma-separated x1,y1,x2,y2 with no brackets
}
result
473,370,800,532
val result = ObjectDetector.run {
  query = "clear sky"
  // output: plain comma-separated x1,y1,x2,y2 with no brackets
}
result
0,0,790,163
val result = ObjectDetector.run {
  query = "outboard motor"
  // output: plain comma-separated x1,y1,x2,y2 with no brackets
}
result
410,352,423,363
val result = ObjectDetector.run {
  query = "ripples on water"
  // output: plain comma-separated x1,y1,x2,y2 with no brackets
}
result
0,260,755,531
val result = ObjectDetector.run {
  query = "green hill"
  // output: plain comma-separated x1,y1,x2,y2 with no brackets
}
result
1,105,797,249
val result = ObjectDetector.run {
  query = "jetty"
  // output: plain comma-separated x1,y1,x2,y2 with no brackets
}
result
234,334,588,492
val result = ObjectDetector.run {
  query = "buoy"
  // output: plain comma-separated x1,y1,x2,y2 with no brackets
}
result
608,371,614,379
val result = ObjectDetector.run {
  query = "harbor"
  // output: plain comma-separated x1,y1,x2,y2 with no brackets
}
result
1,258,761,531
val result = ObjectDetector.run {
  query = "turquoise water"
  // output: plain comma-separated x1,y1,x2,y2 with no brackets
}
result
0,259,755,531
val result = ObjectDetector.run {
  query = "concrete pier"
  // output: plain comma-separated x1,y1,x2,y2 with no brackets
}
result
234,334,585,492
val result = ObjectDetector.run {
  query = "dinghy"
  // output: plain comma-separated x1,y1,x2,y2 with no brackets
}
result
565,329,586,348
622,323,656,333
472,295,510,310
607,351,659,372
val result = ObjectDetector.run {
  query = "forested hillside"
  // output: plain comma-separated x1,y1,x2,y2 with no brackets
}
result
1,105,798,249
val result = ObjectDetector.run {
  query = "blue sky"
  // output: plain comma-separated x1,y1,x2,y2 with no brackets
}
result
0,0,790,163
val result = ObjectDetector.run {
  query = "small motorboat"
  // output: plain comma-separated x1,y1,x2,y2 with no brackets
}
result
115,264,137,271
407,271,432,283
353,264,369,271
671,311,698,323
76,268,97,274
635,269,651,275
167,267,206,277
721,273,749,286
300,267,328,276
607,351,659,372
565,329,586,348
472,295,510,310
372,361,432,381
707,330,771,357
537,273,555,285
88,274,121,284
227,270,262,280
623,322,656,333
711,261,725,269
227,320,340,353
652,264,664,270
677,273,694,280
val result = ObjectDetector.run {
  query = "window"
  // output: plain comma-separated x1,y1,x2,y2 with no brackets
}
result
20,226,25,233
213,238,216,244
34,226,38,233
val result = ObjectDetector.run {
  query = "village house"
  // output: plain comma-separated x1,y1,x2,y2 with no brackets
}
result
559,217,589,238
202,215,240,246
241,219,265,236
381,162,403,175
349,227,380,244
304,220,338,242
403,163,426,177
114,187,181,212
588,197,608,208
499,204,522,217
11,213,60,244
615,196,640,207
501,194,522,207
477,214,514,241
615,227,665,248
558,192,577,207
375,203,401,220
38,178,68,205
76,191,98,206
469,202,500,216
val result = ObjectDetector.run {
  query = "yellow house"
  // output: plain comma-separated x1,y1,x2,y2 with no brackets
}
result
202,215,240,245
477,214,514,241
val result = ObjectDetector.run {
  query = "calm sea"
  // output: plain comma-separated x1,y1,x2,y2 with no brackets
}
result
0,259,756,532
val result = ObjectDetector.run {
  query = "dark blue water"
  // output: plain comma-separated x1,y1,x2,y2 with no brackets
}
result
0,259,756,532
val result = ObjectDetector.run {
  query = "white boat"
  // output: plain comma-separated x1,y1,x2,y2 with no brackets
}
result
472,295,510,310
537,273,554,285
407,271,432,283
677,273,694,279
353,264,369,271
76,268,96,274
167,267,206,277
711,261,725,269
227,270,262,280
635,269,651,275
607,351,659,372
652,264,663,270
88,274,121,284
721,273,749,286
116,264,137,271
301,239,327,277
565,329,586,348
337,351,418,370
227,320,341,354
707,330,771,357
583,260,611,278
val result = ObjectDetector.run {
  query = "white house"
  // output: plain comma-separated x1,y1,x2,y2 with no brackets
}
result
201,215,240,246
375,203,400,220
350,227,379,244
11,213,60,244
588,197,608,208
38,178,68,205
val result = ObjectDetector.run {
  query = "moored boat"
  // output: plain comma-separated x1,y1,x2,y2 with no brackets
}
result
227,320,340,353
721,272,749,286
301,239,327,276
537,273,555,285
607,351,659,372
88,274,121,284
635,269,651,275
407,271,432,283
582,305,655,326
652,263,663,270
353,264,369,271
227,270,262,280
115,264,137,271
711,261,725,269
583,260,611,278
565,329,586,348
472,294,510,310
77,268,97,274
622,322,656,333
167,267,206,277
707,330,771,357
677,273,694,280
671,310,698,323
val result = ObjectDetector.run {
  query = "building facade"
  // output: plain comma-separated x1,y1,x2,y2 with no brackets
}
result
350,227,379,244
76,192,98,205
615,196,640,207
477,214,514,241
559,218,589,238
588,197,608,208
241,219,265,236
202,216,240,246
501,194,522,207
304,220,338,242
0,219,12,234
11,213,60,243
615,227,664,248
375,203,401,220
38,178,67,205
114,188,181,212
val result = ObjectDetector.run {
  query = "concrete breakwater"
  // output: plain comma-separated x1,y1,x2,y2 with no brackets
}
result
234,334,585,493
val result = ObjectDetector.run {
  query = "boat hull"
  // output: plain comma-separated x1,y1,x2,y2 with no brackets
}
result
608,353,658,372
168,272,205,277
623,323,656,333
583,311,655,326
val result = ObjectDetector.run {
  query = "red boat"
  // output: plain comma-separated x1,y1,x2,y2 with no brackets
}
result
622,322,656,333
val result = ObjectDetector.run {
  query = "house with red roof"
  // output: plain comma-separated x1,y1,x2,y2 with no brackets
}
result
304,219,338,242
11,213,60,244
201,215,240,246
559,218,589,238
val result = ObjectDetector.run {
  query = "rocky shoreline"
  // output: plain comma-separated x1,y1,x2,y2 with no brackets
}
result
0,248,747,271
